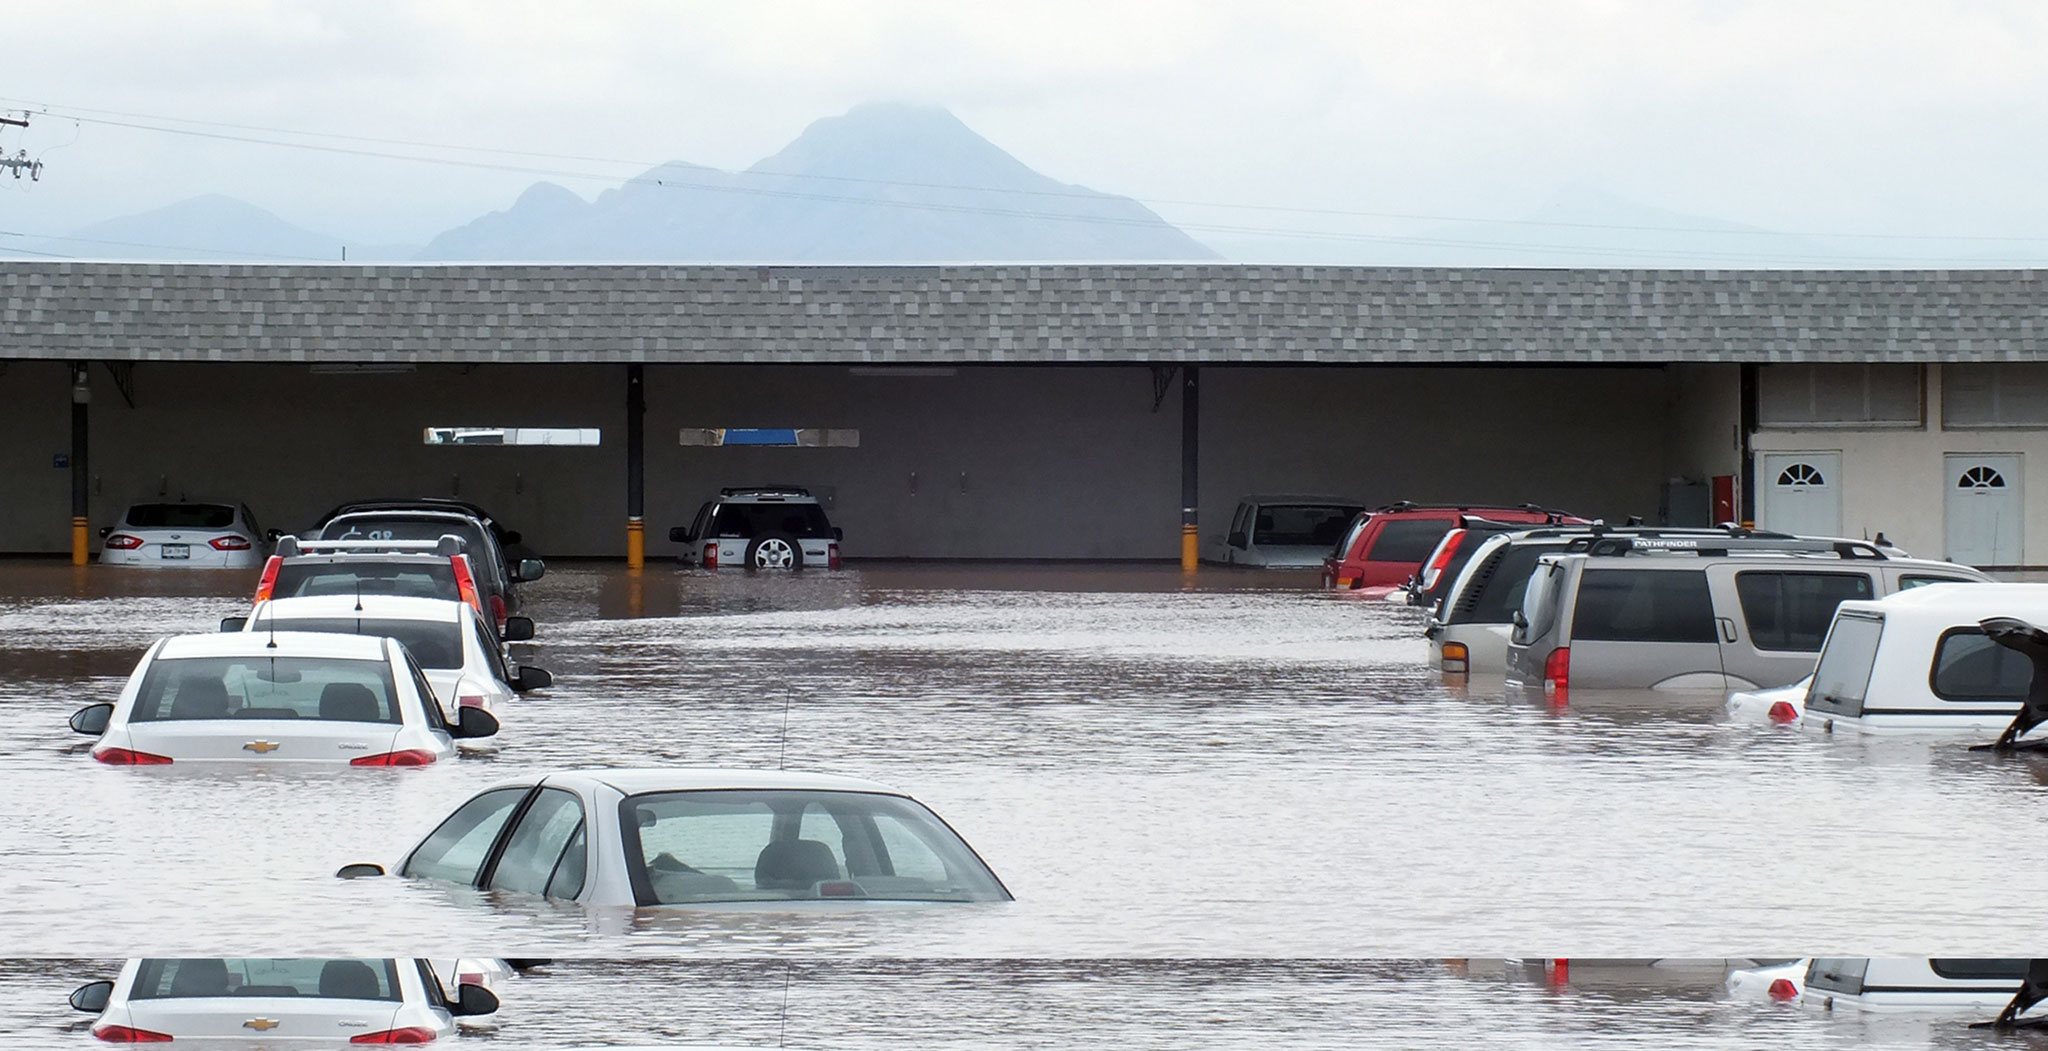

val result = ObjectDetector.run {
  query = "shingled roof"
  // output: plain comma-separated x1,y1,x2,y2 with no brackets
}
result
5,262,2047,364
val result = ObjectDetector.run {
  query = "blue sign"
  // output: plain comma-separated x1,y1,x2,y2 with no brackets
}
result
52,453,68,469
719,428,802,447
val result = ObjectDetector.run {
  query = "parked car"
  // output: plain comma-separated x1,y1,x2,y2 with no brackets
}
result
338,768,1010,907
1795,958,2044,1020
316,509,543,625
1322,503,1582,595
69,630,498,765
1429,526,1791,677
254,534,490,616
231,594,550,711
1771,583,2048,741
670,487,843,570
98,502,273,569
1402,515,1587,611
316,497,532,559
1503,535,1988,693
1207,495,1364,567
68,957,497,1044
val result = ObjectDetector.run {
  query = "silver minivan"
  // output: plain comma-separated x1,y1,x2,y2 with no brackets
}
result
1503,536,1989,693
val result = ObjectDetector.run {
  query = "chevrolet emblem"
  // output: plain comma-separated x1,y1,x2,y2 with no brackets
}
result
243,740,281,753
243,1018,280,1031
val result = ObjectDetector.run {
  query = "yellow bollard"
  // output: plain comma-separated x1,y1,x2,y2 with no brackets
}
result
1180,523,1198,573
626,517,645,572
71,516,89,566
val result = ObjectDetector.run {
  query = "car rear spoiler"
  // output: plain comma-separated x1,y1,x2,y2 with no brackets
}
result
1971,958,2048,1029
275,534,468,558
1973,618,2048,752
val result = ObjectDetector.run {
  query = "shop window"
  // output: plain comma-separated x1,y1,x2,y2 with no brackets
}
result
422,427,600,446
1758,364,1922,427
1943,363,2048,428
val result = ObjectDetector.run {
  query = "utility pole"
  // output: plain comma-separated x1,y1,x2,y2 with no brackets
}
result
0,113,42,180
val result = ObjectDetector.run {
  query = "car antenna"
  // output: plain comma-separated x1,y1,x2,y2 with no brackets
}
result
778,962,792,1047
265,605,278,650
778,688,792,770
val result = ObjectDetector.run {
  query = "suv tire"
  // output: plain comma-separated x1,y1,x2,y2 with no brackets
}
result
747,533,804,570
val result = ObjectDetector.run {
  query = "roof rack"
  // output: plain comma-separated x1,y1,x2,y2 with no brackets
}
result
1503,523,1798,542
719,485,812,497
1573,535,1894,560
276,534,468,558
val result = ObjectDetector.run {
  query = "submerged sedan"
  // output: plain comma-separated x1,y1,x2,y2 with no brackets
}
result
339,769,1011,907
99,502,271,570
70,957,497,1044
70,631,498,766
231,593,551,711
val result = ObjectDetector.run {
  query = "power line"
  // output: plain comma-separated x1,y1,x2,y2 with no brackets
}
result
0,228,329,261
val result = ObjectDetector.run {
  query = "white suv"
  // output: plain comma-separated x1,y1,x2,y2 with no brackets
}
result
670,486,843,569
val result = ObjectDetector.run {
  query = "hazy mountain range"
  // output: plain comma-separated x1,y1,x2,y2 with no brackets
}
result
5,103,2038,267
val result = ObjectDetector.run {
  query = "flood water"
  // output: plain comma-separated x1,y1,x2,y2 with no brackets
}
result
2,958,2040,1050
2,560,2044,956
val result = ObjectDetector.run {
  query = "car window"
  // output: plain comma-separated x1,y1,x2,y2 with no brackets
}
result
403,787,530,884
1332,515,1368,560
1734,571,1875,651
689,502,713,541
415,959,447,1009
1229,503,1250,541
1459,542,1565,624
1571,569,1717,643
1804,958,1868,995
273,561,460,602
125,504,237,529
487,788,587,898
1900,574,1976,589
1253,504,1361,547
252,616,464,670
1930,629,2033,702
1364,519,1455,563
1928,960,2031,980
717,503,835,539
549,822,589,899
130,959,401,1001
1515,559,1567,644
471,611,512,682
130,656,401,723
626,789,1008,904
1806,614,1884,716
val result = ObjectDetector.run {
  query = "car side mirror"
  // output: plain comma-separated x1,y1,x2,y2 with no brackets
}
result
220,615,248,632
69,980,114,1014
669,526,694,543
501,616,535,642
449,983,500,1017
833,526,844,541
96,526,112,540
1227,530,1249,549
514,558,545,583
69,703,113,736
512,666,552,693
452,706,500,739
335,862,387,879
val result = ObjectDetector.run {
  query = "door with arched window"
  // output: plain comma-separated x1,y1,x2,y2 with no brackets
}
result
1759,452,1842,537
1944,453,2022,567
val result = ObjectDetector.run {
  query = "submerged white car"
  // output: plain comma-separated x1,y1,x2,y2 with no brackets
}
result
69,631,498,766
69,957,497,1044
99,502,271,569
1795,958,2045,1020
232,594,550,711
339,768,1011,907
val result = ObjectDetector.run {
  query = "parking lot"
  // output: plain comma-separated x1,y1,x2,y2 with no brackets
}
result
6,560,2048,957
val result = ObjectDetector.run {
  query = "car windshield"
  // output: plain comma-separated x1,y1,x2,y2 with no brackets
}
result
273,561,459,602
1252,504,1361,547
319,517,494,568
130,959,402,1001
708,503,835,539
1457,542,1566,624
253,617,463,670
126,504,236,529
625,789,1008,905
131,655,401,723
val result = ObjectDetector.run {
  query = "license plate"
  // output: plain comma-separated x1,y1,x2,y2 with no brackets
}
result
160,544,189,559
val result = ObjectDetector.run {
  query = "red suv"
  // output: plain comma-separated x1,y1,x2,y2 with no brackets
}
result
1322,503,1583,593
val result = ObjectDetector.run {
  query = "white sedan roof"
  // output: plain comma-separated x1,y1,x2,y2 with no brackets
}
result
155,630,391,662
527,767,904,797
257,594,467,623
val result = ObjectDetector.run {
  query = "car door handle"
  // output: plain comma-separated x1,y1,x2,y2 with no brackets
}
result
1716,617,1737,644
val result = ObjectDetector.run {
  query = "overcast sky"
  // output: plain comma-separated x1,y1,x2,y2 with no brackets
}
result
5,0,2048,253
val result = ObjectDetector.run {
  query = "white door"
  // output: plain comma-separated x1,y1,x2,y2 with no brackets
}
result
1759,453,1842,537
1945,453,2023,567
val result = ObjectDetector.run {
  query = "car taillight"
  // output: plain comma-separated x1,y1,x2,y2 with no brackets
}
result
93,1024,174,1042
1543,647,1570,693
702,542,718,568
1421,530,1465,589
103,534,144,550
350,749,438,767
351,1028,437,1044
449,557,483,617
93,747,173,765
488,592,506,628
827,543,841,570
1768,700,1800,724
1442,641,1470,674
208,535,251,551
1768,978,1799,1001
254,555,282,602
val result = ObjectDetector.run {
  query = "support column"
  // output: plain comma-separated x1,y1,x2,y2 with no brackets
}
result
70,364,90,566
1738,363,1758,527
1180,364,1199,572
625,363,645,570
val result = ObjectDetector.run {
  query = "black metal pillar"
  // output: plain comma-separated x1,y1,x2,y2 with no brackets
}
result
70,364,89,565
1738,363,1758,526
626,363,645,569
1180,364,1199,572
